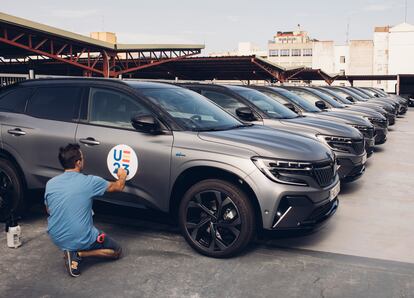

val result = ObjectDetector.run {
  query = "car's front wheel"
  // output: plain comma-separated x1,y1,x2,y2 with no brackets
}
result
0,159,25,222
179,179,255,258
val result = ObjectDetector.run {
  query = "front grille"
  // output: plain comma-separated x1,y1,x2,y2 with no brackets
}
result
351,139,365,155
312,160,335,187
307,199,336,221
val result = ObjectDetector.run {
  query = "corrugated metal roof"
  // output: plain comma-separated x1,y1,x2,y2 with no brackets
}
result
0,12,204,51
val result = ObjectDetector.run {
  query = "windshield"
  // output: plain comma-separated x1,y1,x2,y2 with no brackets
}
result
344,88,369,100
269,88,321,112
350,87,372,99
372,88,388,96
317,88,354,104
138,87,243,131
358,88,377,97
232,88,298,119
288,88,345,109
304,88,346,108
332,88,367,102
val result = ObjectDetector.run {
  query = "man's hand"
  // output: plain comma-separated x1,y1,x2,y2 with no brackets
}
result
107,167,128,192
117,167,127,180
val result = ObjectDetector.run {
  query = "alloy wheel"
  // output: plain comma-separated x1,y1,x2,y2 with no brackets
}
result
185,190,242,252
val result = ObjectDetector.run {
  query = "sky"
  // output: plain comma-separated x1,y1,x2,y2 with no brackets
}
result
1,0,413,54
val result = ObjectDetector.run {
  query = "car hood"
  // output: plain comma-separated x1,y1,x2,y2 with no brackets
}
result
343,106,386,120
353,103,387,114
330,107,385,120
279,117,362,139
304,111,372,127
198,125,333,161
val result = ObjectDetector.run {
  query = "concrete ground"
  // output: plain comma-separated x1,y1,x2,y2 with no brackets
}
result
1,110,414,298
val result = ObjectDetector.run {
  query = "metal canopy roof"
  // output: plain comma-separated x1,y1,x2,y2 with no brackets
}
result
0,12,204,77
117,56,287,81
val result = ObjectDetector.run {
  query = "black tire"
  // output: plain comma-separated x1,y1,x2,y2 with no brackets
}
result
0,158,25,222
178,179,255,258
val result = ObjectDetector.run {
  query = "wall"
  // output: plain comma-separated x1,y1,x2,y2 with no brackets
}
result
312,41,335,73
348,40,374,87
388,23,414,75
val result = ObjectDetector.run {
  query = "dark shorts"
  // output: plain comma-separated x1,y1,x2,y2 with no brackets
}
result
84,232,121,252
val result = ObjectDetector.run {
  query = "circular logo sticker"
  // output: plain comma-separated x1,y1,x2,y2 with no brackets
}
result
107,144,138,181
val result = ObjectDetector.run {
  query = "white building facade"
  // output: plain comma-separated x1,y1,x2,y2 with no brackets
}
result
267,23,414,92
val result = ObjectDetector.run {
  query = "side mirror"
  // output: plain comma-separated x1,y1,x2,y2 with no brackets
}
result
235,107,256,121
374,94,380,98
346,96,355,102
131,114,161,134
284,103,297,112
315,100,328,110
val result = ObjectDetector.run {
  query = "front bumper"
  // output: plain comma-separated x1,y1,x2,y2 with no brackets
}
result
387,113,396,125
246,168,340,230
375,127,388,145
365,137,375,157
271,196,339,231
337,151,366,182
399,105,408,115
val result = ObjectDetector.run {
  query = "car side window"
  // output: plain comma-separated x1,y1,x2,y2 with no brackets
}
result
290,90,319,104
26,86,82,121
200,90,246,116
0,88,32,113
88,87,150,129
262,91,289,105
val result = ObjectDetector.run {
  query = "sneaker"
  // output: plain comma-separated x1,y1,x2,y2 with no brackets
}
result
64,250,81,277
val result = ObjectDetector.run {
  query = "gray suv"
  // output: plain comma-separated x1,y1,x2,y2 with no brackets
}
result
0,79,339,257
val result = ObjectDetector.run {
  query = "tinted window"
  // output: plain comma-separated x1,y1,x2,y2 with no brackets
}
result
27,87,82,121
304,88,345,108
288,89,344,108
138,87,241,131
0,88,32,113
233,88,298,119
200,90,247,115
89,88,150,129
261,91,289,104
274,89,321,112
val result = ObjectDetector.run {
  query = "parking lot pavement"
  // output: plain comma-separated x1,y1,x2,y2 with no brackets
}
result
265,110,414,264
1,111,414,298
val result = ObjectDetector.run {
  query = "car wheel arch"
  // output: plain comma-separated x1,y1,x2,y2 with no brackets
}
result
169,166,263,230
0,148,27,190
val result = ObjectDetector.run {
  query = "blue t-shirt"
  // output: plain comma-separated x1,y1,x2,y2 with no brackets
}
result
44,172,109,251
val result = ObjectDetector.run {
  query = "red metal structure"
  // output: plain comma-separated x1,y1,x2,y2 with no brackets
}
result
0,12,203,78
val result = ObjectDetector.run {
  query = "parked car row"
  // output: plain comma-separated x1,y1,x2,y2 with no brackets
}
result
0,79,407,258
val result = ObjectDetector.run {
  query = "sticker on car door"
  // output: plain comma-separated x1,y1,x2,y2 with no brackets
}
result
107,144,138,180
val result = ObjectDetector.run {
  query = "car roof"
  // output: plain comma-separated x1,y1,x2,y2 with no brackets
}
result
124,80,182,89
9,78,182,90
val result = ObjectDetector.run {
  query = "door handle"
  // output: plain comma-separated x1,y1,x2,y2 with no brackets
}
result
7,128,26,136
79,137,100,146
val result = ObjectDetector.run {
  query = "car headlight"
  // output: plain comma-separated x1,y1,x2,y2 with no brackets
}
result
317,135,354,153
363,116,387,127
252,157,311,186
351,124,368,130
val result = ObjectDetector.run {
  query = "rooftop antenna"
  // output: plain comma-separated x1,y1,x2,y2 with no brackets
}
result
405,0,408,22
346,17,350,44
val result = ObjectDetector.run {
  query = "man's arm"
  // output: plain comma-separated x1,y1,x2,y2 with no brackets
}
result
107,167,128,192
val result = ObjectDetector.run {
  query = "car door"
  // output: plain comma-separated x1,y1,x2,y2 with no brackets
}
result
1,85,82,188
75,86,173,211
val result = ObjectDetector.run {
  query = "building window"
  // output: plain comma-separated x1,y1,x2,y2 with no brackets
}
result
303,48,312,56
339,69,345,75
280,49,290,57
340,56,346,63
292,49,301,56
269,50,279,57
377,80,382,84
